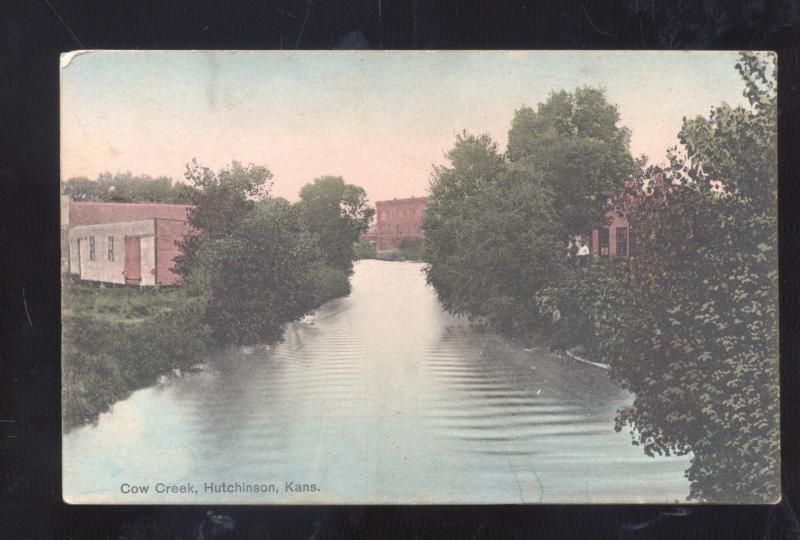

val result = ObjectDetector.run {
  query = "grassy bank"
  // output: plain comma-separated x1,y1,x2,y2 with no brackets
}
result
62,271,353,431
62,279,213,431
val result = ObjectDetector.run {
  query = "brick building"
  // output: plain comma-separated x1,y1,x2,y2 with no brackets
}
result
579,173,667,258
64,200,193,286
583,206,632,258
361,196,427,251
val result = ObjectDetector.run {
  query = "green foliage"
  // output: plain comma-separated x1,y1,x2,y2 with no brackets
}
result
422,89,634,337
603,52,779,502
353,239,378,259
297,176,375,274
174,163,369,346
396,238,425,261
424,57,778,502
62,286,212,430
307,263,352,305
62,280,187,323
534,53,778,502
507,87,635,234
174,159,274,282
366,238,426,262
535,258,634,359
199,200,317,345
63,172,200,203
423,132,565,336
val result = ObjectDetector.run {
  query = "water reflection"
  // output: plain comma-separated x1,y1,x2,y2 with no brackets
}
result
63,260,689,503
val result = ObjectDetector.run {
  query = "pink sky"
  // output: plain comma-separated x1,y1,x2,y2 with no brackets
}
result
61,51,751,203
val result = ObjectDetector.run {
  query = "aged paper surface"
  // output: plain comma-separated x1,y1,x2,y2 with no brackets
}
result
61,51,778,504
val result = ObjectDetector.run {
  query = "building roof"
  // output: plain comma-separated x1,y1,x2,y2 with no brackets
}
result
68,201,193,227
375,196,428,206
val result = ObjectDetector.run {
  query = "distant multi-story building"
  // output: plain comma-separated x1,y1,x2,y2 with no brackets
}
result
361,196,427,251
63,200,193,286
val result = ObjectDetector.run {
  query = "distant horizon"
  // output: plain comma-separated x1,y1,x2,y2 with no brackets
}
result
61,50,751,203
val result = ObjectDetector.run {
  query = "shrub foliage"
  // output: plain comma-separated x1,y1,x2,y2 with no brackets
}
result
424,54,778,502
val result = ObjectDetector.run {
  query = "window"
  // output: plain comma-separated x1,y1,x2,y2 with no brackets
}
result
107,236,115,261
616,227,628,257
88,236,96,261
598,228,609,256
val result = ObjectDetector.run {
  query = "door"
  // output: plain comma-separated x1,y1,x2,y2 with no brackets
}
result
124,236,141,284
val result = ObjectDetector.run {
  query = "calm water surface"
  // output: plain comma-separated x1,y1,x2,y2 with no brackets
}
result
64,260,690,503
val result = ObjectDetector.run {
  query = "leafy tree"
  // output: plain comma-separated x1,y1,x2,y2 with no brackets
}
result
426,62,778,502
423,132,564,336
174,159,273,283
534,257,632,357
198,199,318,345
608,52,778,502
507,87,635,234
173,163,367,345
296,176,374,274
62,172,200,203
536,53,778,502
63,176,104,200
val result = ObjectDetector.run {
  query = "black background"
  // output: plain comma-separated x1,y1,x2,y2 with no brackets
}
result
1,1,799,538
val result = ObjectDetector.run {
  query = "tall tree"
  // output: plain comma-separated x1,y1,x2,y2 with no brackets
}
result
538,53,780,503
296,176,374,274
610,52,778,502
507,87,635,234
174,159,273,283
423,132,563,335
174,163,368,346
534,53,778,502
199,199,317,345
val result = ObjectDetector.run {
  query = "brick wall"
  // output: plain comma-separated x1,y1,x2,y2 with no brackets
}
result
155,218,192,285
371,196,427,251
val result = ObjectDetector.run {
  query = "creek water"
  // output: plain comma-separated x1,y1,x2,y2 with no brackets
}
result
63,259,690,503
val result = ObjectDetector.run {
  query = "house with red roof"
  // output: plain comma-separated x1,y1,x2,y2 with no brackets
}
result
63,200,194,286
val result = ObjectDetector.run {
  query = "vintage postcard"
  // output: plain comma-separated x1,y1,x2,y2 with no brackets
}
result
61,50,778,504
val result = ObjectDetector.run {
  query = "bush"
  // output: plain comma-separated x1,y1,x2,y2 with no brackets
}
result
397,238,425,261
308,263,351,305
353,239,377,259
535,257,629,357
200,201,317,345
62,290,212,430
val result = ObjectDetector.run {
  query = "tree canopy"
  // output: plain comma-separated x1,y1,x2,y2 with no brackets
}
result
63,172,200,203
424,87,634,337
533,53,778,502
615,52,779,502
423,132,563,335
424,57,778,502
296,176,374,275
174,162,370,346
507,87,635,234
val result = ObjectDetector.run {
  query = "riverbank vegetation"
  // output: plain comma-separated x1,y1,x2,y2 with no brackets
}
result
62,281,211,430
422,53,778,502
354,237,425,262
63,162,372,429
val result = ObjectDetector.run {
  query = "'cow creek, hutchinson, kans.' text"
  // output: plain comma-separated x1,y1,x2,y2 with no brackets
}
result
119,481,320,495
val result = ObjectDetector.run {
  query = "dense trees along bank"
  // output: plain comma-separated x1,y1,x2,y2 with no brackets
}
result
422,53,777,503
62,53,777,504
63,161,372,429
